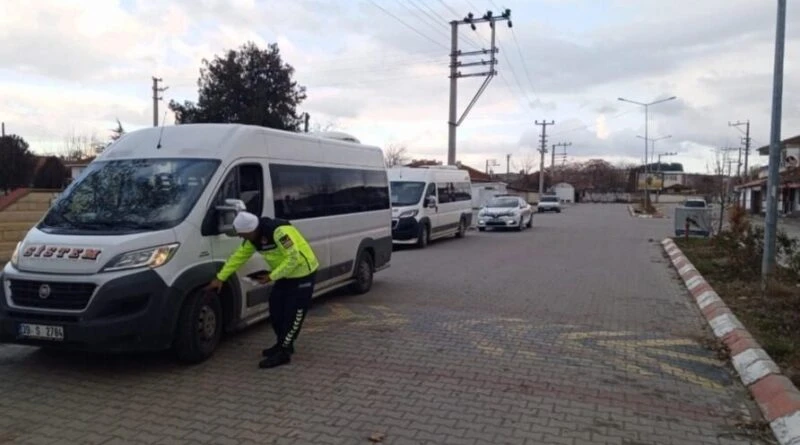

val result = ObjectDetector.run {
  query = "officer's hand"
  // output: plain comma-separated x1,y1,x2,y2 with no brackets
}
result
257,274,271,285
205,279,224,294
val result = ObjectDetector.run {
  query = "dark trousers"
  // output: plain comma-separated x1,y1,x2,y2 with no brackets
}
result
269,273,316,351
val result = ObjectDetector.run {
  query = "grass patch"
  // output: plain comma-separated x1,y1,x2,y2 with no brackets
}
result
675,237,800,387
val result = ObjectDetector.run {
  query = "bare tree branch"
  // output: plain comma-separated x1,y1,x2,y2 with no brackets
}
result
512,151,537,175
384,143,409,168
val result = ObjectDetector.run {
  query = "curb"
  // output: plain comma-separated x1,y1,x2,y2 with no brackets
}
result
628,204,665,219
662,238,800,445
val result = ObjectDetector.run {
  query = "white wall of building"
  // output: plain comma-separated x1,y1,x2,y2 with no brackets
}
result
471,182,507,209
553,182,575,203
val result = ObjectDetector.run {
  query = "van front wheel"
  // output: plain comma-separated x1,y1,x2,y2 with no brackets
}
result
349,252,374,295
174,288,223,364
417,224,429,248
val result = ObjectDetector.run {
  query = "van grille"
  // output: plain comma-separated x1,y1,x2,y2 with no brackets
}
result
9,279,95,310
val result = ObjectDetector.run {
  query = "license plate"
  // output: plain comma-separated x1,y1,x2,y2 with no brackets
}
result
18,323,64,341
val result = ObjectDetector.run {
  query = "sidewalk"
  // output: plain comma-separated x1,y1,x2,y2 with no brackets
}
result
751,214,800,240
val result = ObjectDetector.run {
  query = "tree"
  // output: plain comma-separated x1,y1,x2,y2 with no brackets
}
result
170,42,307,131
384,144,409,168
309,119,340,133
60,131,104,161
513,151,537,176
32,156,69,189
0,134,36,192
110,119,125,142
405,159,442,167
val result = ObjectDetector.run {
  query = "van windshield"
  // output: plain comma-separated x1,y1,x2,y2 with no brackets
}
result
390,181,426,207
40,158,220,233
487,198,519,208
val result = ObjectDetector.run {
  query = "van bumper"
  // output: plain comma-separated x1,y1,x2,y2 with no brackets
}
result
0,268,181,353
391,217,420,242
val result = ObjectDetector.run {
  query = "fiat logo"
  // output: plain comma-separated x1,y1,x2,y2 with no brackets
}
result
38,284,51,300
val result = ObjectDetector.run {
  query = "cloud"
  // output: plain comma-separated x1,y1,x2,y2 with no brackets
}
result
0,0,796,177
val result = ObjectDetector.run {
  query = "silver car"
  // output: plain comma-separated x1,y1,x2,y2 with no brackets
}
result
477,195,534,231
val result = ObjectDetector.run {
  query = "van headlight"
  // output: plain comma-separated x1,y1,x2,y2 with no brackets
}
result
9,242,21,268
102,243,180,272
398,209,418,218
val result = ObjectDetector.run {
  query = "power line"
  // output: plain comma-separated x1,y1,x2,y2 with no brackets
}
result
367,0,448,50
408,0,481,49
437,0,460,17
510,27,537,101
397,0,451,40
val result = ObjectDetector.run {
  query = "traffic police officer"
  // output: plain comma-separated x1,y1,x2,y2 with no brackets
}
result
206,211,319,369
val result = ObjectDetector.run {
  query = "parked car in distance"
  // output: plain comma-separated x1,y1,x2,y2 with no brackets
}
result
682,197,708,208
477,195,534,231
537,195,561,213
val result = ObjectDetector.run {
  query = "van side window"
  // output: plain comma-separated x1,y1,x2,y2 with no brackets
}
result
270,164,390,220
424,183,436,201
214,164,264,216
271,164,327,219
437,182,453,203
364,170,390,211
454,182,472,201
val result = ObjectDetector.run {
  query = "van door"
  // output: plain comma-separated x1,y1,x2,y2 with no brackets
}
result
206,161,271,321
435,181,458,236
422,182,439,232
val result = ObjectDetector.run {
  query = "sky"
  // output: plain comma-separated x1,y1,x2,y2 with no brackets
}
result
0,0,798,174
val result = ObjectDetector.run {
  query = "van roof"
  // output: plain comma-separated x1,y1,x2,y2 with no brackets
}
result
96,124,382,167
388,166,470,182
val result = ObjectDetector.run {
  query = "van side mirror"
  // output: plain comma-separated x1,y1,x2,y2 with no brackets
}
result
426,196,437,208
215,199,247,235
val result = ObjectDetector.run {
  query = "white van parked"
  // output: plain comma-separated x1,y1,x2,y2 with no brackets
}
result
1,124,392,363
388,166,473,247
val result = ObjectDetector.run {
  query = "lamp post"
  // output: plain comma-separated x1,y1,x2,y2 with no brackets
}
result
637,135,673,168
619,96,677,209
656,151,678,171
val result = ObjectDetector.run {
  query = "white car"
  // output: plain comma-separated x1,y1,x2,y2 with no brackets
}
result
477,195,534,231
537,195,562,213
682,197,708,208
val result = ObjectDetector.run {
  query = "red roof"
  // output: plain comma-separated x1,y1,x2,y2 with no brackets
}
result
458,164,491,182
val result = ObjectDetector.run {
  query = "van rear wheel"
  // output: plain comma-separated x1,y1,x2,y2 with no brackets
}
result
455,218,467,238
349,252,374,294
174,288,223,364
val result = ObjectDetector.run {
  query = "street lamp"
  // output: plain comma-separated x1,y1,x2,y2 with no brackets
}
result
618,96,677,207
656,151,677,172
636,134,672,166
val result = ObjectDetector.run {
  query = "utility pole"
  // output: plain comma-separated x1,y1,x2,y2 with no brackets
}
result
448,9,511,165
506,153,511,176
552,141,571,183
764,0,787,281
1,122,4,137
538,144,548,196
535,120,555,195
729,120,751,179
152,77,168,127
485,159,499,176
304,113,310,133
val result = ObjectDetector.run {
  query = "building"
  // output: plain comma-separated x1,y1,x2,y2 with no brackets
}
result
736,134,800,215
552,182,575,203
64,157,94,183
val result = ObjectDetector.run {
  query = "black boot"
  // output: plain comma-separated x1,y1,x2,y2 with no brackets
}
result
262,344,294,357
258,349,291,369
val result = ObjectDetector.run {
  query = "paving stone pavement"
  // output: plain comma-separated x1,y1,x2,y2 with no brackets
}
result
0,204,769,444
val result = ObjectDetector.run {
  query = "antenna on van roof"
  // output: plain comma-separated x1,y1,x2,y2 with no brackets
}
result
156,111,168,149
